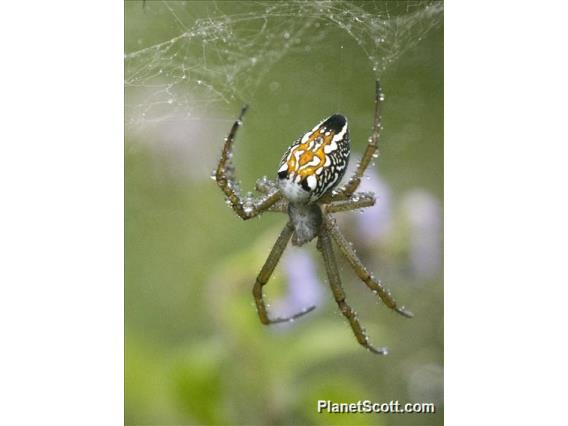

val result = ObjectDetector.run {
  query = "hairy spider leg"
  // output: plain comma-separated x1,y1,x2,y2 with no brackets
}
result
253,222,316,324
255,177,278,194
325,217,413,318
325,192,376,214
255,177,288,213
327,81,384,202
265,202,288,214
215,105,282,219
318,230,388,355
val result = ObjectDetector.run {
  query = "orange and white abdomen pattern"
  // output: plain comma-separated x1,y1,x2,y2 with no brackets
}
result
277,114,350,203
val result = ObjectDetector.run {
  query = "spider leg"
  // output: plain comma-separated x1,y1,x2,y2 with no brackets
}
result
215,106,282,219
329,81,384,201
253,222,316,324
318,229,388,355
255,177,287,213
255,176,278,194
325,192,376,214
324,216,413,318
265,200,288,213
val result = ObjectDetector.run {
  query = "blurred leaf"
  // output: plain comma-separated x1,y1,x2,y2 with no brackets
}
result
170,338,226,424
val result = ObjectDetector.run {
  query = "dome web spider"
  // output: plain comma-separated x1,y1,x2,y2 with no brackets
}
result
214,81,412,355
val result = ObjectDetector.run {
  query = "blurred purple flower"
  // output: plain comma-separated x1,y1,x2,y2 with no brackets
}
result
338,153,441,281
271,246,324,327
355,167,393,243
332,153,393,249
402,189,442,280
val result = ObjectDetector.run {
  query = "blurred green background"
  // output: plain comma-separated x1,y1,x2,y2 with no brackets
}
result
125,1,443,425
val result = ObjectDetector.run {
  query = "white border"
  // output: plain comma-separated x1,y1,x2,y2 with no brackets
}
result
0,1,123,424
2,0,568,424
446,1,568,424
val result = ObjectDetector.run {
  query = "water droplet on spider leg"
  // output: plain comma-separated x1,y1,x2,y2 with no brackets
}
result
210,170,217,181
372,152,379,159
243,195,255,215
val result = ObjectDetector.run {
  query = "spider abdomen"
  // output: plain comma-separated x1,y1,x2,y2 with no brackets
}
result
277,114,350,204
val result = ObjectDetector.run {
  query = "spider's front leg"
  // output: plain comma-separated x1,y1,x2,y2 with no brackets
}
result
255,176,278,194
325,192,376,214
255,177,288,213
253,222,316,324
215,106,282,219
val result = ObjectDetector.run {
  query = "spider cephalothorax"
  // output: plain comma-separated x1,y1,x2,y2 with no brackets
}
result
214,81,412,355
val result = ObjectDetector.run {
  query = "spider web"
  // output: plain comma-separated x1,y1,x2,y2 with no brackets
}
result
125,1,443,129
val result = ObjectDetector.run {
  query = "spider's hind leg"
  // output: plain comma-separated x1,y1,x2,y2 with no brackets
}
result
253,222,316,324
318,230,388,355
325,216,413,318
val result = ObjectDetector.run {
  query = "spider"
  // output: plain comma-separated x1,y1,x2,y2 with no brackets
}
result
214,81,412,355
